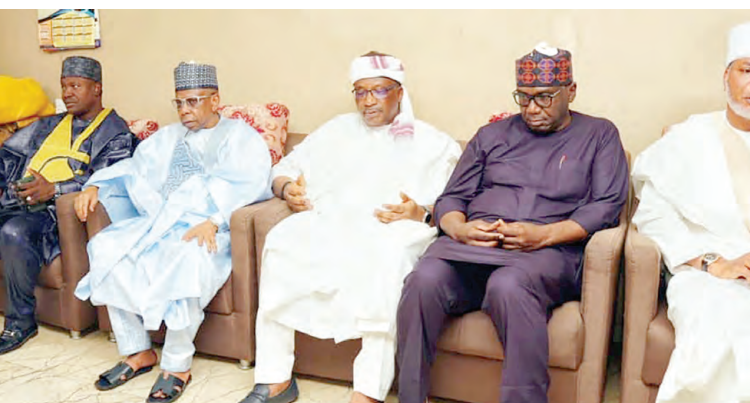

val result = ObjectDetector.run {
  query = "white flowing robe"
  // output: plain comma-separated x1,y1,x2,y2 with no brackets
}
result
632,111,750,403
75,117,273,331
259,113,461,341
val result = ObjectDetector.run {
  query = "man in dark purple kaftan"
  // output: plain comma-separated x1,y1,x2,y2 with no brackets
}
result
396,43,629,403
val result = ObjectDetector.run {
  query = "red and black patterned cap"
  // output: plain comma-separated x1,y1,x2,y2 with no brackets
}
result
515,45,572,87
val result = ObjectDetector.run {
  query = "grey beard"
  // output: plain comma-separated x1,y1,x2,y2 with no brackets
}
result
725,77,750,120
727,95,750,120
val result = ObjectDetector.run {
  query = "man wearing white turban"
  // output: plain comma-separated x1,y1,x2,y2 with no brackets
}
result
632,22,750,403
239,51,461,403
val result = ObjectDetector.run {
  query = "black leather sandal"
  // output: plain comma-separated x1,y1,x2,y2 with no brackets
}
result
95,361,154,391
146,372,192,403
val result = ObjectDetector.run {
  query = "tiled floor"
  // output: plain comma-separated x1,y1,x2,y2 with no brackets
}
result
0,317,621,403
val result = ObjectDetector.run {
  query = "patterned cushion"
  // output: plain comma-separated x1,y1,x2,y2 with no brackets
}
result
218,103,290,165
488,111,514,123
128,119,160,141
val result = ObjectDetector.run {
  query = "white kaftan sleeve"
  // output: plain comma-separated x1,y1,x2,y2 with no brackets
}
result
633,181,713,272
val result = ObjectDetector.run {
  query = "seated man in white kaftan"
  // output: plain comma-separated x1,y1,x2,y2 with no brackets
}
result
73,62,273,403
239,52,461,403
632,22,750,403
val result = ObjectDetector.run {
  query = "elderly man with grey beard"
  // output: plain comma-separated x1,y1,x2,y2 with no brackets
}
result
632,22,750,403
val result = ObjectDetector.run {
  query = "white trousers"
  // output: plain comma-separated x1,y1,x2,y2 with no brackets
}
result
254,309,396,401
107,298,204,373
657,268,750,403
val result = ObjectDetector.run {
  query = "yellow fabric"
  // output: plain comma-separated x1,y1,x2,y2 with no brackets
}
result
0,76,56,126
26,108,112,182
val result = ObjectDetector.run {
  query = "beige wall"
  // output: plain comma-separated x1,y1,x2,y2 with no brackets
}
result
2,9,750,156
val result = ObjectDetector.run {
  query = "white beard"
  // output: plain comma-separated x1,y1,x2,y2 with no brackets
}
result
726,78,750,120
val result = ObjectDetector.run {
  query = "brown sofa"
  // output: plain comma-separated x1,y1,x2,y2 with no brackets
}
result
89,198,271,369
0,193,97,338
620,200,674,403
230,132,629,403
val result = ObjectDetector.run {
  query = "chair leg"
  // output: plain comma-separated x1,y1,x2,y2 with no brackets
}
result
238,359,251,370
69,330,81,340
108,331,116,343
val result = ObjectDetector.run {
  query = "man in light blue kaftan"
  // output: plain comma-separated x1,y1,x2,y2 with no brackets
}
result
74,62,273,403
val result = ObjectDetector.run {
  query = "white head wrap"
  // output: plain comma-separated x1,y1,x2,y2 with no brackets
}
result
727,22,750,67
533,41,560,57
349,54,414,137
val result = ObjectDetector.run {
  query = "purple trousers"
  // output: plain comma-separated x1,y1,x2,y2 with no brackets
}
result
396,247,578,403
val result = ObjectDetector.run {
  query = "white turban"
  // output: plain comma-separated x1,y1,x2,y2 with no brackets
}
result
349,54,414,137
727,22,750,67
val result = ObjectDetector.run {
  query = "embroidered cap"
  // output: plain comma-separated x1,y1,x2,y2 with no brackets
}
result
174,61,219,91
61,56,102,83
516,42,573,87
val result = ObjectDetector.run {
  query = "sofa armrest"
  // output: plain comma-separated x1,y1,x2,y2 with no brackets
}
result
576,213,628,403
252,198,294,275
620,226,663,401
623,227,662,323
84,202,112,239
56,193,89,283
227,197,292,363
229,199,289,314
55,192,98,330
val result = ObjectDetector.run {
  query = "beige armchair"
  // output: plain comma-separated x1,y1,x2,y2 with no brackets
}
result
620,199,675,403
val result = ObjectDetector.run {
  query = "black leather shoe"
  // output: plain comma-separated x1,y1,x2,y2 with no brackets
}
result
239,378,299,403
0,324,38,355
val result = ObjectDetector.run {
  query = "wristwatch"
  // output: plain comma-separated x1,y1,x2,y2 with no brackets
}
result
701,253,720,272
53,183,63,200
422,206,432,224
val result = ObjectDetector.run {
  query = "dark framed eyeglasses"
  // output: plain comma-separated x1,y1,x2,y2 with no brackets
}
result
171,95,213,110
352,84,401,100
512,89,562,108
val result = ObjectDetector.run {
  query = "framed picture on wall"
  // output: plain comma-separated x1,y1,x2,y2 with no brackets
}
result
38,9,101,52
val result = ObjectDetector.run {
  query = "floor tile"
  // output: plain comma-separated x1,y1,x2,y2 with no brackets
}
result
0,316,621,403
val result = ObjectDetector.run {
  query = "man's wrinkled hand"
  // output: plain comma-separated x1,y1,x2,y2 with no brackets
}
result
182,220,219,254
17,169,55,205
450,219,504,248
497,221,550,252
375,192,424,224
74,186,100,222
284,174,312,213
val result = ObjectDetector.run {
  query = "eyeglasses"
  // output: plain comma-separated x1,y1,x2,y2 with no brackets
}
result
171,95,213,110
352,84,400,100
512,89,562,108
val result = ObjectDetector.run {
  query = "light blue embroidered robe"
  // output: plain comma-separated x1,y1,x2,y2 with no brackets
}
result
75,117,273,331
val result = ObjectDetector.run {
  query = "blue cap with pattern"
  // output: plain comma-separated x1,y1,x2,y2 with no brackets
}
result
174,61,218,91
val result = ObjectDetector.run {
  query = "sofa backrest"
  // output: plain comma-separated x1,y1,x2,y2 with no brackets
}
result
285,131,468,154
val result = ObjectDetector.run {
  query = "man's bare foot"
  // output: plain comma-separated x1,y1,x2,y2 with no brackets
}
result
122,349,157,375
151,370,191,399
267,379,292,397
350,391,380,403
